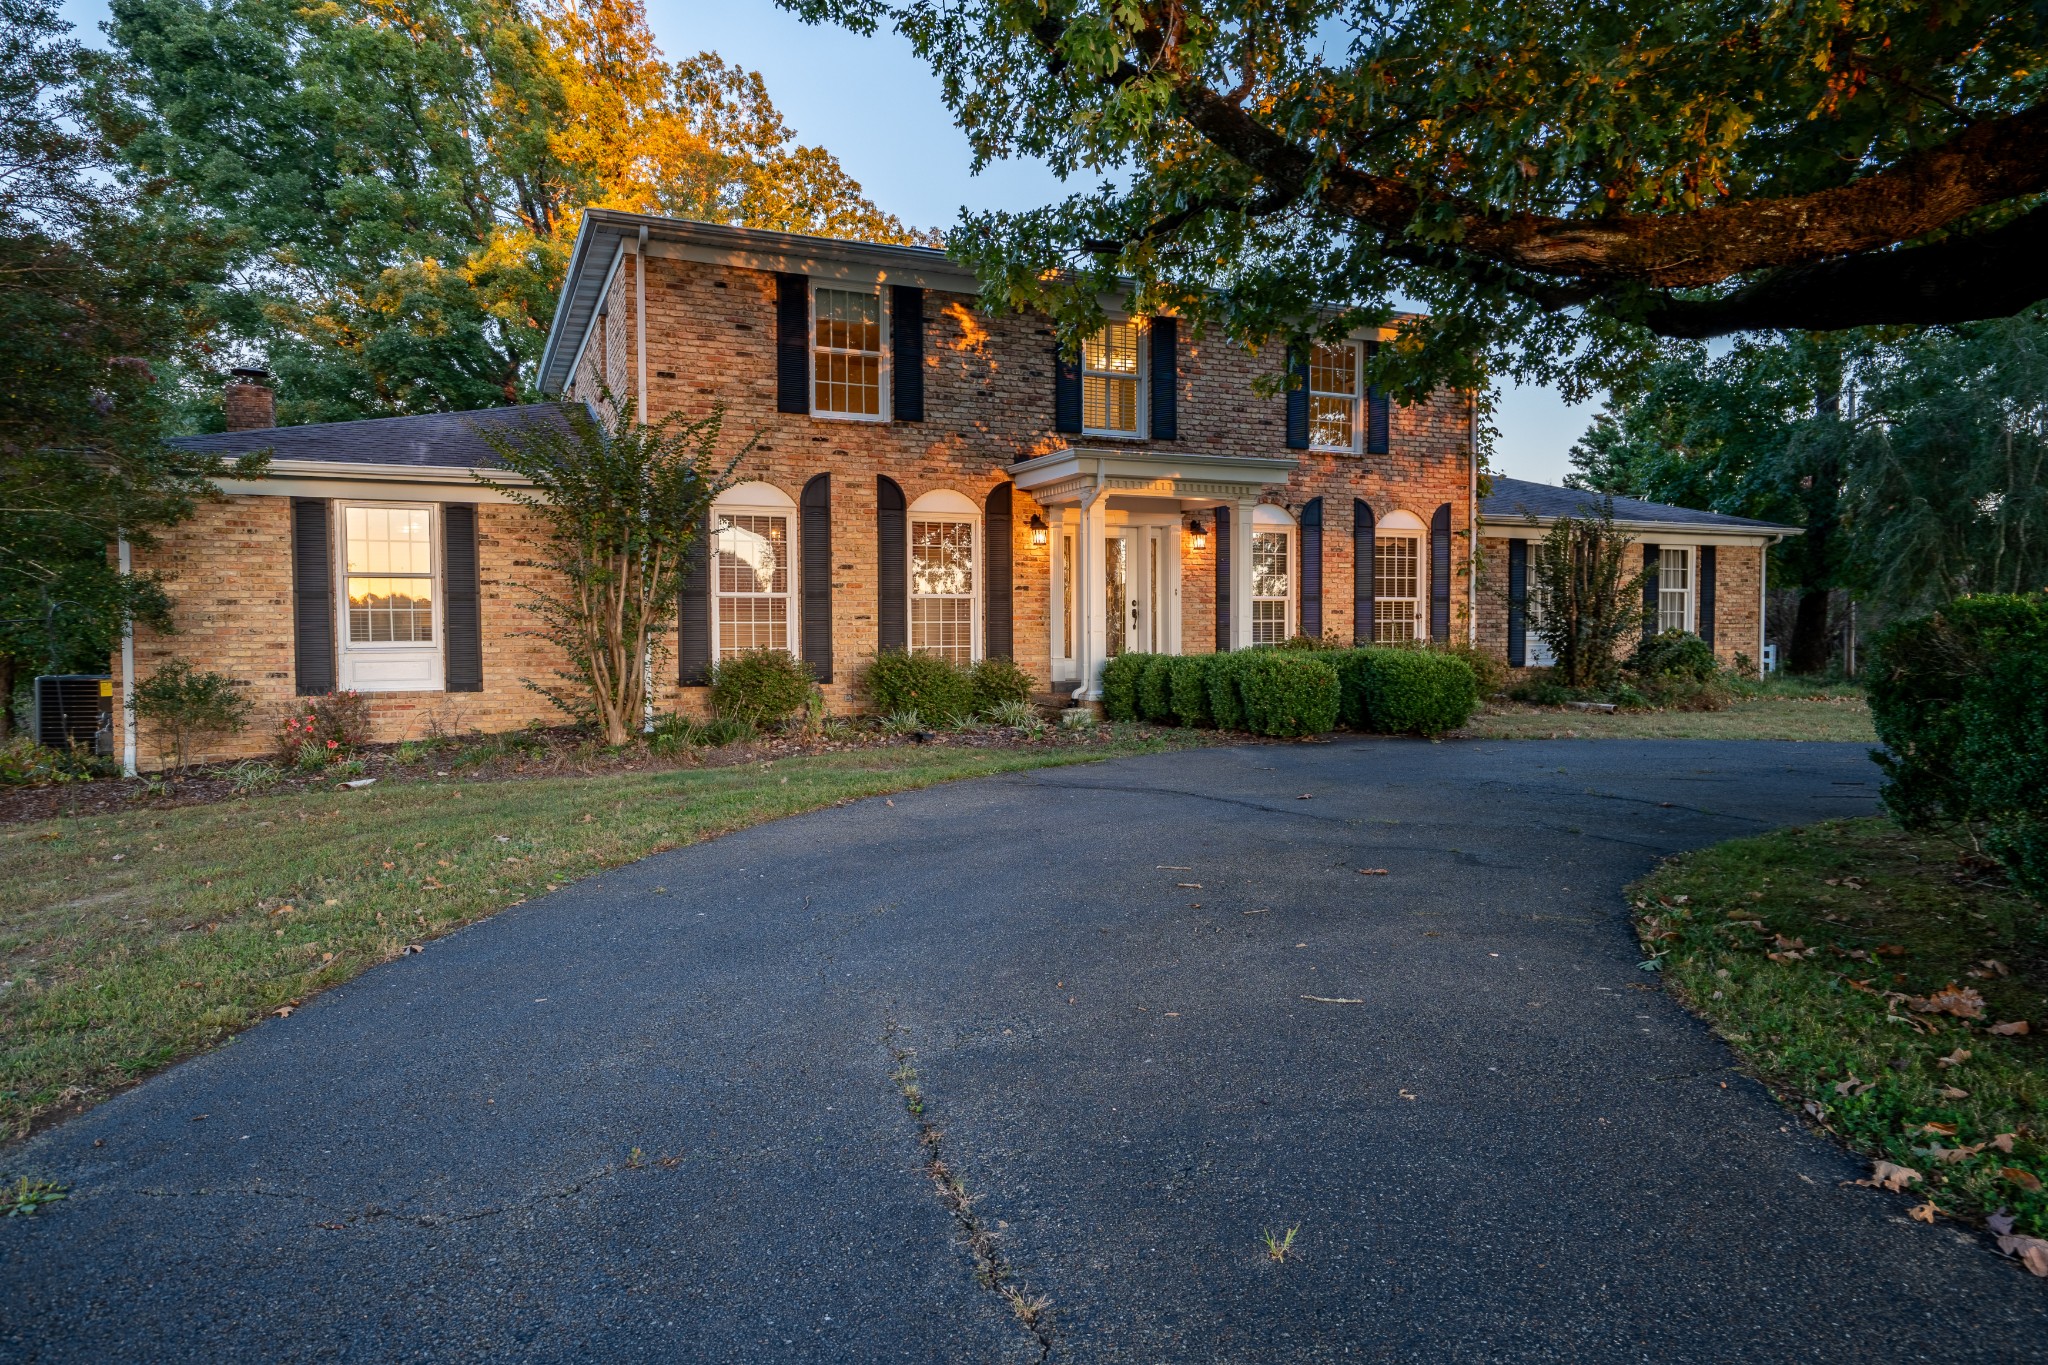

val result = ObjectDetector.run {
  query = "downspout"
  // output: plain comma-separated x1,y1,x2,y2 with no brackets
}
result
1467,392,1478,644
118,533,137,776
1760,536,1773,678
635,224,648,421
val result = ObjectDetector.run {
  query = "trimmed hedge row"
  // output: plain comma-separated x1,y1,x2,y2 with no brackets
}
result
859,650,1036,723
1870,594,2048,902
1101,646,1478,738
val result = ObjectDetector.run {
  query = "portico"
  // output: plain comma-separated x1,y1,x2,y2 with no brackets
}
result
1009,447,1297,699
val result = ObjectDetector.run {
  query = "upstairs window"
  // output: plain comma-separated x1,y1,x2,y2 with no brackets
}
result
813,285,885,419
1309,342,1361,452
1082,321,1145,435
1658,546,1693,633
1251,521,1293,645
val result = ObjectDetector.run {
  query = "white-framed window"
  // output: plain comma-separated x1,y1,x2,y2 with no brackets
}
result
909,489,979,665
1251,505,1294,645
1658,546,1693,633
711,481,798,660
1309,341,1362,452
338,502,442,691
812,283,887,420
1082,320,1145,436
1373,509,1426,643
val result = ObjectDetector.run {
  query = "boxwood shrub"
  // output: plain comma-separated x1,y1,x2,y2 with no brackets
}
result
1099,652,1151,722
1338,647,1480,736
1205,652,1248,731
858,649,975,723
969,656,1036,716
709,648,815,726
1168,655,1214,728
1137,655,1177,723
1234,651,1340,737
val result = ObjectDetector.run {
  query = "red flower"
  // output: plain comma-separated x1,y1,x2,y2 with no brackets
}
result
326,740,339,749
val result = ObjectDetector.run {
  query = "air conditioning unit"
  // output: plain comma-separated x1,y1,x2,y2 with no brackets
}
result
34,675,114,755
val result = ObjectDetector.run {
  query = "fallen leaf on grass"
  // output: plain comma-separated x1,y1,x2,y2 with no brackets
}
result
1988,1020,2031,1036
272,1005,293,1018
1936,1048,1973,1068
2001,1167,2045,1193
1874,944,1906,957
1859,1161,1923,1192
1992,1132,2017,1153
1906,982,1986,1018
1981,959,2011,977
1916,1121,1959,1137
1996,1234,2048,1277
1907,1201,1939,1223
1937,1086,1971,1100
1833,1075,1874,1097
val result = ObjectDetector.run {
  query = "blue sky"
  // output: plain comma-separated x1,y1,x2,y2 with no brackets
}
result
57,0,1599,481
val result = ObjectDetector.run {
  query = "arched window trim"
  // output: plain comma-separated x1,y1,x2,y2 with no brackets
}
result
907,488,983,664
710,481,799,660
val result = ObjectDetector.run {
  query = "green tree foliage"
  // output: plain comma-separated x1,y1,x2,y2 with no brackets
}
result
476,395,743,746
1530,500,1645,690
786,0,2048,398
95,0,924,424
0,0,262,734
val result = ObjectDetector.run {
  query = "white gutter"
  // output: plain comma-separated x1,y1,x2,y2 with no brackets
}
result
635,224,648,422
118,534,137,776
215,458,537,486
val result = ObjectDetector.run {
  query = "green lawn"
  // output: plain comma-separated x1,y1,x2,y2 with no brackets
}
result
0,733,1203,1139
1634,817,2047,1240
1464,694,1875,742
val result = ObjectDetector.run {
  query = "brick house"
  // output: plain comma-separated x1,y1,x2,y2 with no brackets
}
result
114,211,1787,769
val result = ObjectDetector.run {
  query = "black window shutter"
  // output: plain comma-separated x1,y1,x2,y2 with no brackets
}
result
1148,317,1177,440
801,475,833,682
442,503,483,692
1214,505,1231,650
1506,537,1528,668
1641,543,1660,638
984,482,1013,660
1698,545,1716,647
1429,501,1452,641
1053,344,1082,434
1299,496,1323,639
1285,343,1309,450
291,498,336,696
1366,341,1390,454
877,476,907,652
678,511,711,684
1353,498,1376,644
776,273,809,415
891,285,924,422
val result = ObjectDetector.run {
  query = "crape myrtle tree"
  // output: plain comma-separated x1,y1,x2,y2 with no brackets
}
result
1529,498,1645,691
782,0,2048,397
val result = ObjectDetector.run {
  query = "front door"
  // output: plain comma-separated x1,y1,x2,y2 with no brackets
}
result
1105,525,1174,657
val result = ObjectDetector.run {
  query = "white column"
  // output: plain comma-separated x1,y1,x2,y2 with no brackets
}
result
1230,497,1256,650
1073,489,1108,698
118,533,137,777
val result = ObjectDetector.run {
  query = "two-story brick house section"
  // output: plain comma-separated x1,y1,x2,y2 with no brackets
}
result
539,210,1480,705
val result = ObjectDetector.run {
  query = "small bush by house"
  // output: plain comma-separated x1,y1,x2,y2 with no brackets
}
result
1204,652,1248,732
1234,651,1340,737
1168,655,1214,728
1137,655,1177,723
858,650,976,724
1629,629,1718,683
969,656,1035,716
1100,652,1151,723
710,649,815,727
1338,647,1479,736
131,660,253,771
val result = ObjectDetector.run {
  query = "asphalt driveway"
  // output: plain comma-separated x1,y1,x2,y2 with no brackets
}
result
5,738,2044,1362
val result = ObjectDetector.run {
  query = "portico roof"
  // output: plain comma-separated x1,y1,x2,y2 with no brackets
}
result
1007,447,1297,507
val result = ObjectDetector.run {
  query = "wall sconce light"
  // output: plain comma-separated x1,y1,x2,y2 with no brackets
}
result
1028,513,1049,547
1187,519,1209,550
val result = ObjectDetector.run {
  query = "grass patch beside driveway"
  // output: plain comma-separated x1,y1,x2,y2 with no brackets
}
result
1633,817,2047,1251
1466,694,1875,742
0,732,1204,1139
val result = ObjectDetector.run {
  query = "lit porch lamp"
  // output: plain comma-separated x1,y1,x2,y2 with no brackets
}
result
1186,518,1209,551
1028,513,1049,547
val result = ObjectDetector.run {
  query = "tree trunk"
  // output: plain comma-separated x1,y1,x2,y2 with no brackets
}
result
1788,589,1833,675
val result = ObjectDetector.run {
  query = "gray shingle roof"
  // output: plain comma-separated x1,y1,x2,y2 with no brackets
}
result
167,402,581,469
1481,476,1796,534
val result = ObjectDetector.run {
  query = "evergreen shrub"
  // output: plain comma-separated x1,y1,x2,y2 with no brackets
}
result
1234,651,1340,737
858,650,975,723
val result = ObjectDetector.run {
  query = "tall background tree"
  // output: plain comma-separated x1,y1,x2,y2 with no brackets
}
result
93,0,929,425
785,0,2048,396
0,0,261,736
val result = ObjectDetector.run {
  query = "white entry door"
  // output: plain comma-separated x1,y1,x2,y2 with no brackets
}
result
1105,524,1176,657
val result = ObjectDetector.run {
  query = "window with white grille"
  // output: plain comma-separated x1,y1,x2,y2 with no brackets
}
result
911,518,976,664
1658,546,1693,633
1083,322,1145,435
1374,534,1421,642
812,285,885,419
713,512,792,658
1310,342,1360,452
1251,529,1292,645
344,506,435,644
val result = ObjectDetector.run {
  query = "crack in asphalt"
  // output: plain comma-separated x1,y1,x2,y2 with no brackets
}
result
1017,776,1370,828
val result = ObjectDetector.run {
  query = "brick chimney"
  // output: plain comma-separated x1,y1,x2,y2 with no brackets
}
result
224,367,276,431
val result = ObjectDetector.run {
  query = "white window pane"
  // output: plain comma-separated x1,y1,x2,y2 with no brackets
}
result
911,519,974,596
911,597,974,665
1252,531,1290,598
1374,535,1420,643
345,506,431,575
1310,343,1357,396
1310,395,1356,450
347,578,433,643
712,512,792,658
1082,323,1143,432
1083,322,1140,374
718,596,788,656
813,287,883,416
